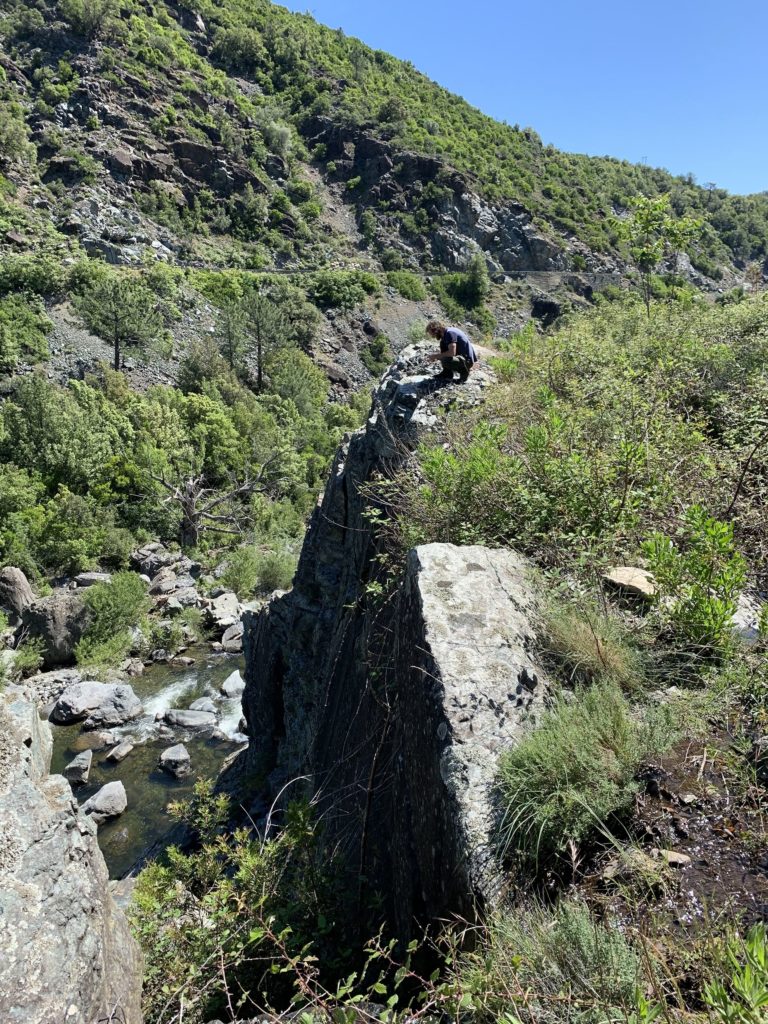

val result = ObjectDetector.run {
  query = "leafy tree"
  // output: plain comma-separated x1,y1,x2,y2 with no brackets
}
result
75,275,163,371
61,0,118,40
618,194,701,316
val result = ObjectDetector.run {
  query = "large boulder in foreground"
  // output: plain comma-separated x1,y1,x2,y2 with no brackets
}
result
0,566,34,623
0,695,142,1023
20,590,91,668
50,680,142,729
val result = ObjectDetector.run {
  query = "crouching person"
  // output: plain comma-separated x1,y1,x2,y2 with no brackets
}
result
426,320,478,383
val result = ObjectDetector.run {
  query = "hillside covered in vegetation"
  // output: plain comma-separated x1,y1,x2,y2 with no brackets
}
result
0,3,766,1024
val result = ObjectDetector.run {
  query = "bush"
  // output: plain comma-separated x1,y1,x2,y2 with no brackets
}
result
219,546,261,599
455,900,642,1024
496,680,677,864
360,334,392,377
643,505,747,656
75,572,149,667
257,549,297,594
308,270,380,310
0,295,52,372
0,255,67,297
386,270,427,301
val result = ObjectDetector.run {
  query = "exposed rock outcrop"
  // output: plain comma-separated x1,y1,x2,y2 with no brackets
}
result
0,695,142,1023
20,590,91,668
50,679,143,729
0,566,34,623
241,350,550,936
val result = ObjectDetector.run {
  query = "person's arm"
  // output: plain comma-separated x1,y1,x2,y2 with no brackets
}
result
428,342,456,361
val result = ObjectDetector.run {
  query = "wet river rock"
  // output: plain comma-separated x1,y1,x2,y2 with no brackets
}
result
50,680,143,729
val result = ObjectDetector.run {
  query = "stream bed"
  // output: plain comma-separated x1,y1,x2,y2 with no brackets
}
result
49,649,247,878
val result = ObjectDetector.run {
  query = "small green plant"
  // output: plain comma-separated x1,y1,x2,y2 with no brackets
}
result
257,549,297,594
704,925,768,1024
544,598,648,693
496,680,676,865
454,900,642,1024
643,505,747,655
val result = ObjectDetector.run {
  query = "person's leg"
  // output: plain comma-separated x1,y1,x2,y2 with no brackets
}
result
436,357,456,380
456,356,470,382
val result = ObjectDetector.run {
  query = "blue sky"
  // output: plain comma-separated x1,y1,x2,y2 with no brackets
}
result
280,0,767,196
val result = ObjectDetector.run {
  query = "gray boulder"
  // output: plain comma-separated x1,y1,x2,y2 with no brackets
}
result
74,572,112,588
82,781,128,824
50,681,142,730
63,749,93,784
220,669,245,698
0,695,141,1022
105,740,134,763
221,621,244,653
164,708,217,732
0,566,34,623
189,696,217,714
159,743,191,778
20,590,91,668
207,591,240,632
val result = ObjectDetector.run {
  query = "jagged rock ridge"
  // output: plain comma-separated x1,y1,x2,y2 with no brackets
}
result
241,348,551,936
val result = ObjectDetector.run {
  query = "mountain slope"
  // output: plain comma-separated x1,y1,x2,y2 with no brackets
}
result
0,0,766,285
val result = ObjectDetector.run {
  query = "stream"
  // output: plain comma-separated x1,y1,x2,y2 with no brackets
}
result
49,649,247,879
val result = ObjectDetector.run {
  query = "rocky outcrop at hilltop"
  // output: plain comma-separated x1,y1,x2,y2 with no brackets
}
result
0,694,142,1024
241,348,550,936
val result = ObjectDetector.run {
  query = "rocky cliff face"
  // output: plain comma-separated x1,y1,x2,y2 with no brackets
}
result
241,348,551,936
0,694,142,1024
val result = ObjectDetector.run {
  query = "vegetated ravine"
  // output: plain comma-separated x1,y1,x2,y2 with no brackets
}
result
0,1,767,1023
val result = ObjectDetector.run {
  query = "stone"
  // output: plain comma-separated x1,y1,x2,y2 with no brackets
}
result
105,740,134,763
82,781,128,825
220,669,245,698
600,847,662,885
74,571,113,588
654,848,692,868
51,681,142,730
602,566,657,600
18,667,82,707
20,591,90,668
733,593,764,648
71,729,120,752
207,591,240,632
159,743,191,778
0,696,141,1022
189,697,217,714
172,655,195,667
106,148,134,175
0,566,34,623
63,749,93,784
221,621,244,653
164,708,217,732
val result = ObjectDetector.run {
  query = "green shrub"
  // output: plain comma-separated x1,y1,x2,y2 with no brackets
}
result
455,900,642,1024
386,270,427,301
360,334,392,376
0,255,67,297
257,549,297,594
496,680,677,864
643,505,747,655
308,270,380,310
704,924,768,1024
0,295,51,372
75,572,149,667
219,546,261,599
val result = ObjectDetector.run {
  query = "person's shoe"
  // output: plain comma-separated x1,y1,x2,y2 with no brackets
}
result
435,369,454,381
457,369,470,383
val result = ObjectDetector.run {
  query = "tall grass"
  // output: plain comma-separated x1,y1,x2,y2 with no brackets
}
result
496,680,677,865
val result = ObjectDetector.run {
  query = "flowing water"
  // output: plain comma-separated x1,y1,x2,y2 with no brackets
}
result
49,649,247,879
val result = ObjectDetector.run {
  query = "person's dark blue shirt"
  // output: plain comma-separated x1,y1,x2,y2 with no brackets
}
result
441,327,477,364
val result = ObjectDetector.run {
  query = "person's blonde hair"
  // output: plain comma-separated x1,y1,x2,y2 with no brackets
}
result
426,319,446,338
